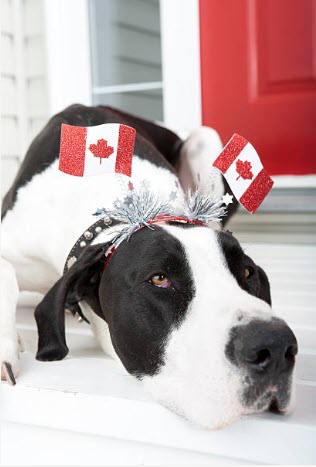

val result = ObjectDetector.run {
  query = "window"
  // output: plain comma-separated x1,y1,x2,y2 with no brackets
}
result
88,0,163,121
1,0,201,196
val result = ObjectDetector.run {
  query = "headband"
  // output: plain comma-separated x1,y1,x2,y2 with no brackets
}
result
64,186,226,274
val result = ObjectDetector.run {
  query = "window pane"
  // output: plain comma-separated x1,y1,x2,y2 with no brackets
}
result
89,0,162,87
93,89,163,121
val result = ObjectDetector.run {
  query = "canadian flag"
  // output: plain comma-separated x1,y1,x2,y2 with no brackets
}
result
213,134,274,213
59,123,136,177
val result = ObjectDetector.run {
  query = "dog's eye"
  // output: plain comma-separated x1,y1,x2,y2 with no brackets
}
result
150,274,171,288
244,267,253,279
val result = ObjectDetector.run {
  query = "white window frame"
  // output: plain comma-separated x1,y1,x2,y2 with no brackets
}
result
44,0,92,116
43,0,202,131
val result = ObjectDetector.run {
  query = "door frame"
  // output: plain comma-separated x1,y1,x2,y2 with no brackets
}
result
160,0,202,131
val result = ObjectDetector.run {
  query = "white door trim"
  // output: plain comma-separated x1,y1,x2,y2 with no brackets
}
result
160,0,202,132
44,0,92,116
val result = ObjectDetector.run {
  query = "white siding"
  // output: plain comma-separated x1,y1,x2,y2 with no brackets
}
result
1,0,49,198
1,0,18,196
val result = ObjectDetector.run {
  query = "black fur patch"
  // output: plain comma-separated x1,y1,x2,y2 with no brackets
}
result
98,226,195,378
217,230,272,305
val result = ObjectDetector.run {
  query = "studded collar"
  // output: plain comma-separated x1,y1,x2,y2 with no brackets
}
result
63,215,121,275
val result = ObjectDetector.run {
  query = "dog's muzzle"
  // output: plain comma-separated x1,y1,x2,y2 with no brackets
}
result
226,317,298,411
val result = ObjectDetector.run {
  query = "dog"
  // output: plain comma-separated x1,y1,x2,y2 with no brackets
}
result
1,104,297,429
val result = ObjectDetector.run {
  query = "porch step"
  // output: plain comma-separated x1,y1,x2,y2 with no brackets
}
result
1,243,316,465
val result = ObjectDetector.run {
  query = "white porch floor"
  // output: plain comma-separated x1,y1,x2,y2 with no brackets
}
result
1,243,316,465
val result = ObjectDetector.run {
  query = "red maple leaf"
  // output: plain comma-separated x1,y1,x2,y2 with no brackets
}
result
236,159,253,180
89,139,114,164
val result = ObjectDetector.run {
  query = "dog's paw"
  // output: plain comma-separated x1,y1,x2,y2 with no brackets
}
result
0,336,20,385
1,361,17,385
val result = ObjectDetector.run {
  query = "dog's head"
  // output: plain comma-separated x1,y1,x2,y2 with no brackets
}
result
45,223,298,429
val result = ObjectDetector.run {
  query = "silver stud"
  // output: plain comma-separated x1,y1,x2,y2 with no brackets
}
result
67,256,77,268
78,316,83,323
84,231,93,240
95,226,102,233
103,215,112,225
80,241,86,248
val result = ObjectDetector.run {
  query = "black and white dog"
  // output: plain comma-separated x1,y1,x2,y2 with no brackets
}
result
1,104,297,429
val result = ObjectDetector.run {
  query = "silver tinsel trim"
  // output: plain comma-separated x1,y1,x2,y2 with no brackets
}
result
180,189,227,224
93,183,226,247
93,183,173,245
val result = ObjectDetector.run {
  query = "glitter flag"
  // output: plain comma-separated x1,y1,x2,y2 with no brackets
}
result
212,134,274,213
59,123,136,177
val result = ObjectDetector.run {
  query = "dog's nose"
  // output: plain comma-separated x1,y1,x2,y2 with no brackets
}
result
227,318,298,376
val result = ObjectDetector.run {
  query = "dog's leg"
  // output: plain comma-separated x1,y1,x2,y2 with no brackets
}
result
0,258,20,385
177,127,239,223
177,127,224,194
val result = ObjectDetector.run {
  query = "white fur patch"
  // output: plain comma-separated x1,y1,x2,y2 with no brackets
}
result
2,156,180,292
79,301,123,366
0,258,20,377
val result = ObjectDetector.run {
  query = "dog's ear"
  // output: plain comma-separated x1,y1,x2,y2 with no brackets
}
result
257,265,272,306
35,243,110,361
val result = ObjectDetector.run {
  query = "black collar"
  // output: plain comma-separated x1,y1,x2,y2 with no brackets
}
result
63,215,121,275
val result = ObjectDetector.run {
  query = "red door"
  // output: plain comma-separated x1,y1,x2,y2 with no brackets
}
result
199,0,316,175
